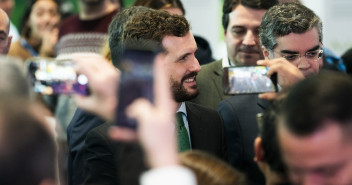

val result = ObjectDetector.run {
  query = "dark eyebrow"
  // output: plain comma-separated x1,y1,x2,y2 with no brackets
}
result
280,45,321,55
280,50,299,55
177,47,198,61
306,45,320,52
231,25,246,29
177,52,192,61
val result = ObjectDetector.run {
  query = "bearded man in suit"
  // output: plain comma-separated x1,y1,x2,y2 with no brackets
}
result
69,7,227,185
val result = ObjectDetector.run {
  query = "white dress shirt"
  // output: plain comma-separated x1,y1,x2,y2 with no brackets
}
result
140,165,197,185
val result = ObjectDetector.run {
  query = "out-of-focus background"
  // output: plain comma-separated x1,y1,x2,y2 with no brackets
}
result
11,0,352,59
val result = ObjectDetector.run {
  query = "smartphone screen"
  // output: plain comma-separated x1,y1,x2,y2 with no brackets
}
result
26,57,89,95
115,49,156,129
223,66,278,95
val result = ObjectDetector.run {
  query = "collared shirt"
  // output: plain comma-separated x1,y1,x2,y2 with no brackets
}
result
9,21,20,43
140,165,196,185
176,102,192,148
222,56,235,68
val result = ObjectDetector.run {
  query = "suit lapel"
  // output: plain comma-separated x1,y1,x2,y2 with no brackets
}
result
185,102,206,149
211,60,225,98
257,96,269,110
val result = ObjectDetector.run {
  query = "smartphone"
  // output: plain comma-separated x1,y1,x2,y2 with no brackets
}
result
26,57,89,95
115,48,158,129
223,66,278,95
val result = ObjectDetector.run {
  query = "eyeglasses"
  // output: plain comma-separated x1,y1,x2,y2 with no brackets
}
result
276,49,324,63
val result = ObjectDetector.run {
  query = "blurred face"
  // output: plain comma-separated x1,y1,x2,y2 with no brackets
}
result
0,10,10,54
0,0,14,15
279,122,352,185
162,32,201,102
266,28,321,77
224,5,266,66
29,0,60,40
162,7,183,16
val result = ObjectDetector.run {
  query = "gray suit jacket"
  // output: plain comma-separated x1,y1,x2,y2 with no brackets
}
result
191,59,232,110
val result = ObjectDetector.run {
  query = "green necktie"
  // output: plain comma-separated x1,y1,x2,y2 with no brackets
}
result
176,112,191,152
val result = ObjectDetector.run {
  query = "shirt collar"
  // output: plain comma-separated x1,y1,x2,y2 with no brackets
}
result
176,102,187,116
222,56,235,68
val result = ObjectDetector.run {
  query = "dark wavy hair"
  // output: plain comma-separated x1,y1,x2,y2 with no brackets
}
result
281,71,352,136
133,0,185,15
108,6,152,66
260,3,322,51
222,0,278,31
122,9,190,49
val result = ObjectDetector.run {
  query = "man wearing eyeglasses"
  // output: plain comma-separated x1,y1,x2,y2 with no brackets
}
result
259,3,322,78
217,3,322,185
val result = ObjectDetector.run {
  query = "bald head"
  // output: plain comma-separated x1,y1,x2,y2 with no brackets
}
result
0,9,9,34
0,8,11,54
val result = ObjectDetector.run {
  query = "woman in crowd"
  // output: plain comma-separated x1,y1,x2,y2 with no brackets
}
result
8,0,61,62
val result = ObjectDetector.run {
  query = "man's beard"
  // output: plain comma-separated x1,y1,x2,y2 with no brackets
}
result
170,72,199,102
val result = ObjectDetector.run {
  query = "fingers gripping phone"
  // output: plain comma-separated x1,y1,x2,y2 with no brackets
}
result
26,57,89,95
115,48,158,129
223,66,278,95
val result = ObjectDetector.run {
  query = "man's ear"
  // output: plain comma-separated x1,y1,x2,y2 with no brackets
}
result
254,137,265,162
5,35,12,54
261,46,270,60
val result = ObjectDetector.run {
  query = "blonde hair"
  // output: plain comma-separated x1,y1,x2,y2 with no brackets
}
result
101,40,112,64
180,150,247,185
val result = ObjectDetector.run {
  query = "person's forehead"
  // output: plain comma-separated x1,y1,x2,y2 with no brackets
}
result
279,122,352,169
162,7,183,16
162,32,196,55
275,27,320,52
33,0,58,9
279,121,348,155
228,4,266,27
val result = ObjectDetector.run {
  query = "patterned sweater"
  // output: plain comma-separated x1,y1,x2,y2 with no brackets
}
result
56,9,118,58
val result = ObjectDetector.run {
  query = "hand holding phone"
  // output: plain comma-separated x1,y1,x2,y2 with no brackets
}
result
71,55,119,122
115,48,158,129
257,59,304,89
109,53,179,168
223,66,278,95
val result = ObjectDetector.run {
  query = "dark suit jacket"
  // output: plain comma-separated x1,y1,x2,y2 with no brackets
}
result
84,123,147,185
217,94,269,185
82,101,228,185
190,59,232,110
186,101,227,160
67,108,106,185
